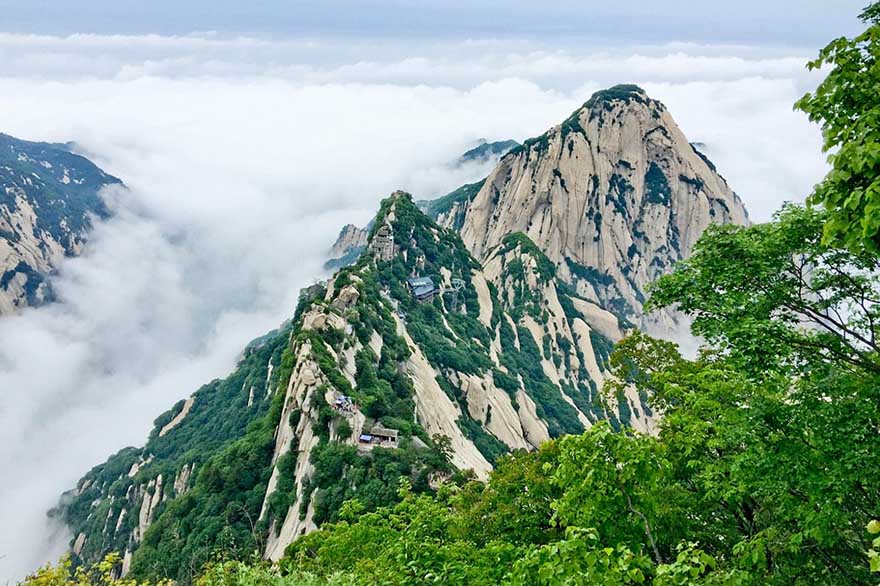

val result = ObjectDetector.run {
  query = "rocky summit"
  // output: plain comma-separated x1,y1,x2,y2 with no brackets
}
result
448,85,748,330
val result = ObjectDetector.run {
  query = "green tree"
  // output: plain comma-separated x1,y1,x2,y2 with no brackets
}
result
552,424,669,564
646,205,880,584
508,527,654,586
796,2,880,249
648,205,880,375
452,445,562,547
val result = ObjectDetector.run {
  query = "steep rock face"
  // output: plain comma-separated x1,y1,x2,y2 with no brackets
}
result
449,86,748,326
60,192,645,582
328,224,368,258
0,133,122,314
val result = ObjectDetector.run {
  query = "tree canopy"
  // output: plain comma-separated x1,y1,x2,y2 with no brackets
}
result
796,2,880,250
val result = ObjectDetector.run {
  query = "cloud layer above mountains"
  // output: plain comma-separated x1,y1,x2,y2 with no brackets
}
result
0,33,829,580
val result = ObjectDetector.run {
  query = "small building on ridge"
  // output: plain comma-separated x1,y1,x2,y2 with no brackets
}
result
406,276,436,302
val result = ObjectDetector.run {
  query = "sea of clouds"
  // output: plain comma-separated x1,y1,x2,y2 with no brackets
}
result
0,32,829,582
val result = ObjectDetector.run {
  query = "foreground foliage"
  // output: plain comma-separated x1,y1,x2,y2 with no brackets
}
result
22,555,169,586
796,1,880,250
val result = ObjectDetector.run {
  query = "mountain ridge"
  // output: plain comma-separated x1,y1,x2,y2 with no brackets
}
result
329,86,748,332
57,85,746,582
59,190,645,581
0,132,123,314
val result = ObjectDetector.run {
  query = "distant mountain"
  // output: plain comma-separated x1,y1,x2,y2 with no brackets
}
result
457,139,519,164
324,223,368,271
324,140,518,271
0,133,122,314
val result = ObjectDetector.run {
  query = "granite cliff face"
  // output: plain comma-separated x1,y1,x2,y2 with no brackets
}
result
0,133,122,314
447,86,749,327
328,224,368,258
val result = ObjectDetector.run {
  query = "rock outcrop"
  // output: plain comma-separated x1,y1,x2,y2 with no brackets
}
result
0,133,122,314
324,223,368,270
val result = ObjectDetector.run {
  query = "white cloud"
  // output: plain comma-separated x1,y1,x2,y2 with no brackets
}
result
0,33,828,581
0,32,821,87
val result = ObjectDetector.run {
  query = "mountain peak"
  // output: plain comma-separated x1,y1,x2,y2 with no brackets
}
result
565,84,665,134
369,190,414,232
583,84,651,109
443,85,749,329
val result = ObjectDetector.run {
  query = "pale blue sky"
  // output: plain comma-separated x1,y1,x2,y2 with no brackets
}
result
0,0,865,46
